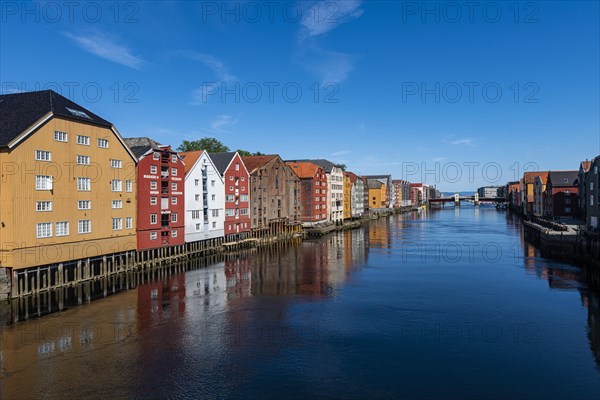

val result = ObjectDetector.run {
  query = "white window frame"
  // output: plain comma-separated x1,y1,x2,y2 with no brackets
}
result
36,201,52,212
171,229,177,238
150,232,157,240
125,180,133,192
153,152,160,160
77,155,90,165
97,138,109,148
112,218,123,230
77,177,91,191
171,213,177,223
35,150,51,161
111,180,122,192
76,135,90,145
172,168,177,176
150,197,157,206
150,214,157,224
171,182,177,191
171,154,177,163
111,159,122,168
150,181,157,190
126,217,133,229
150,165,157,174
112,200,123,209
78,200,91,210
54,131,68,142
55,221,69,237
36,175,53,191
78,220,91,234
171,197,177,205
36,222,53,238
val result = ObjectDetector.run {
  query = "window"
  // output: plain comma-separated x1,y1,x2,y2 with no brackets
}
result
111,159,122,168
226,195,234,202
191,210,201,219
172,154,177,163
241,208,248,215
35,150,51,161
229,186,234,191
150,197,157,205
153,152,159,160
195,194,200,201
126,217,133,229
77,177,90,191
195,179,200,186
226,209,235,216
211,194,216,201
150,165,157,174
241,187,245,191
126,180,132,192
212,221,216,228
112,218,123,230
171,182,177,191
242,176,245,182
595,166,598,175
235,163,239,171
240,194,248,201
565,207,571,213
196,223,201,230
36,222,52,238
111,180,122,192
97,138,109,148
36,201,52,211
76,135,90,145
564,198,571,205
171,213,177,223
172,168,177,176
316,196,319,202
230,176,234,181
112,200,123,209
172,230,177,238
78,220,91,234
591,195,595,206
78,200,91,210
212,209,219,217
36,175,53,190
150,232,157,240
150,214,157,224
592,182,595,191
171,197,177,205
56,221,69,236
54,131,68,142
77,155,90,165
211,180,215,187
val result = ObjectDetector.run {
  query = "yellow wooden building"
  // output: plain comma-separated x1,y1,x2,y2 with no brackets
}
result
0,90,137,270
343,172,352,220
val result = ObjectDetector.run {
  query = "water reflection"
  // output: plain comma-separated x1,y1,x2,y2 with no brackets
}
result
1,210,600,399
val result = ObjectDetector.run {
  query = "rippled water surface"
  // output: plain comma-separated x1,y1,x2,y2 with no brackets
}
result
1,206,599,399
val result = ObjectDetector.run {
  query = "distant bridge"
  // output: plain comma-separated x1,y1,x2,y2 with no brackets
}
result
428,193,507,206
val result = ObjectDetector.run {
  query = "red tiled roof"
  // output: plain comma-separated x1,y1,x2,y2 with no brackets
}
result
345,171,358,183
241,155,277,174
523,171,548,184
286,162,321,178
179,150,204,175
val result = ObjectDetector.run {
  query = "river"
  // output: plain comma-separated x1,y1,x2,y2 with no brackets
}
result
1,206,599,399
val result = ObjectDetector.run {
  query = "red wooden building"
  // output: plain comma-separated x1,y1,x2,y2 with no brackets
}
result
544,170,579,218
124,137,185,250
209,152,251,241
286,162,328,225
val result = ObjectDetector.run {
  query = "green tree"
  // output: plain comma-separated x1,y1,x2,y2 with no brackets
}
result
236,150,265,156
177,137,230,152
334,163,347,171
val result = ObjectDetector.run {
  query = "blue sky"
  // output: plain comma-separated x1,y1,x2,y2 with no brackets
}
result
1,0,599,190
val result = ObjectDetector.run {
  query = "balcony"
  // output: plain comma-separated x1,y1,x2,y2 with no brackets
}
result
161,171,169,179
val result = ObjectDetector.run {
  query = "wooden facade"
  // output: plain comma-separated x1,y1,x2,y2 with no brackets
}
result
286,162,328,224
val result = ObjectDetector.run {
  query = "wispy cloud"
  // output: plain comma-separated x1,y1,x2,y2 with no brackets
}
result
211,114,239,133
63,31,143,70
299,0,364,39
295,1,364,83
449,138,476,146
178,52,236,104
331,150,351,157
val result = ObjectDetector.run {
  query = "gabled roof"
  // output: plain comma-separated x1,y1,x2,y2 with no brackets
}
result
179,150,205,175
345,171,358,184
123,137,165,159
241,155,278,174
0,90,112,147
368,180,384,189
285,162,321,178
285,159,338,173
534,174,548,185
208,152,238,175
548,170,578,187
523,171,548,184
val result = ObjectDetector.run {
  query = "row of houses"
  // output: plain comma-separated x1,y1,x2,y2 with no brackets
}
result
505,157,600,229
0,90,436,273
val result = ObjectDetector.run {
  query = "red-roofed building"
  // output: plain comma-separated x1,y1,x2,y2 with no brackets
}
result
286,162,328,225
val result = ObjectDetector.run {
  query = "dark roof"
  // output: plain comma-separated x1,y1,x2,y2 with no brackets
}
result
548,170,578,187
123,137,163,158
242,155,278,174
0,90,112,147
208,152,237,175
363,175,391,180
285,159,338,173
368,180,384,189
